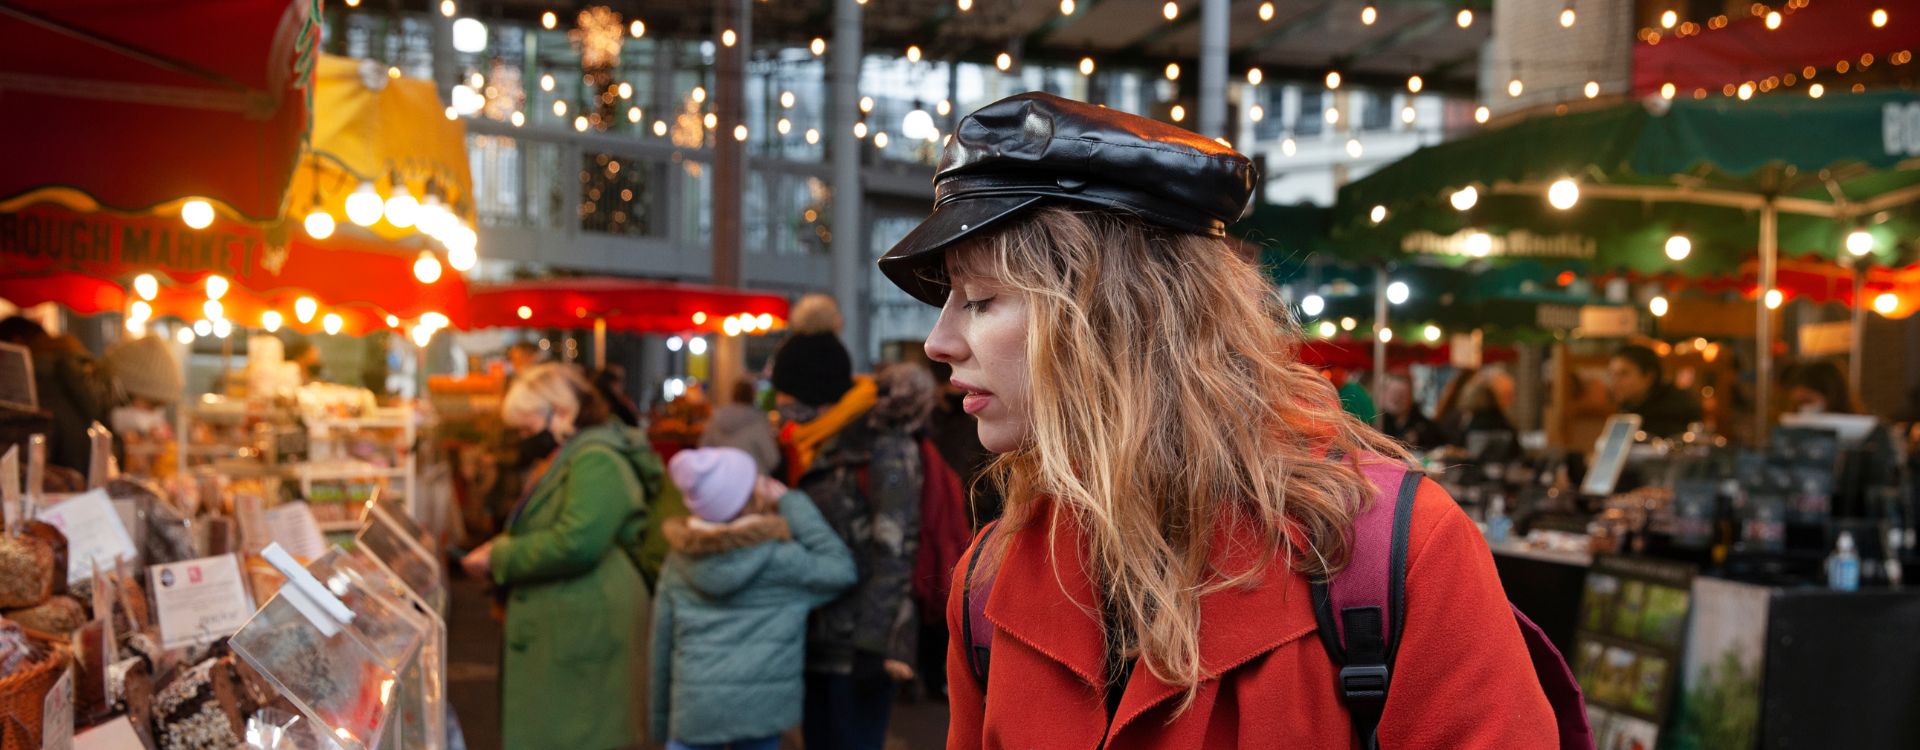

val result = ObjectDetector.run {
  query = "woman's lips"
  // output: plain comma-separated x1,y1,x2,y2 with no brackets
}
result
952,378,994,415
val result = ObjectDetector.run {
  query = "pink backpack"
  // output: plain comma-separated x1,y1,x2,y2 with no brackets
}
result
961,458,1594,749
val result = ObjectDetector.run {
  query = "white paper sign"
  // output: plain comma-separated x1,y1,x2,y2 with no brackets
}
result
264,503,329,562
41,667,72,750
38,489,138,585
70,715,140,750
150,555,257,650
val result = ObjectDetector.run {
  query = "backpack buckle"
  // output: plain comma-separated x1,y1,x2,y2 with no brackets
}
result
1338,664,1390,702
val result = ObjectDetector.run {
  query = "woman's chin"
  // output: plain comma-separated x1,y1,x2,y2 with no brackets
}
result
976,421,1027,454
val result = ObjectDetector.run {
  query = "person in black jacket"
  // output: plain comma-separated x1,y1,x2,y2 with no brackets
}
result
1374,373,1444,452
1607,344,1702,438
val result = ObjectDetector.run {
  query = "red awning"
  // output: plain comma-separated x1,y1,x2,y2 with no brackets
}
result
467,278,790,334
1633,0,1919,97
0,205,467,335
1297,340,1517,371
1606,256,1920,318
0,0,317,222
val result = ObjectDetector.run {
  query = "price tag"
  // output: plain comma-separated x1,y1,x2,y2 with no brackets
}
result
71,715,139,750
149,555,257,650
41,667,71,750
38,489,138,585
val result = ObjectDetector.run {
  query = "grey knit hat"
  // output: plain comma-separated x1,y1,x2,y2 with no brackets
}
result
106,335,182,404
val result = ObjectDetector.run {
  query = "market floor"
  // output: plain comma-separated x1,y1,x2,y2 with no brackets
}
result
445,575,950,750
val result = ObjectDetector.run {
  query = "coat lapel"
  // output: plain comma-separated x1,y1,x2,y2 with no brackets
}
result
988,504,1324,741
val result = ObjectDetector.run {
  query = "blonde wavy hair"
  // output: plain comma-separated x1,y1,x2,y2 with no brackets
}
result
956,206,1409,703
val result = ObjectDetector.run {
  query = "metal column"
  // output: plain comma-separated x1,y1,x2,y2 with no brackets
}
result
831,0,866,368
1197,0,1230,137
1374,265,1388,391
1757,198,1778,445
711,0,749,398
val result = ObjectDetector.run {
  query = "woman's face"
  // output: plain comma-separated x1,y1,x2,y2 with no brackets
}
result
924,255,1033,453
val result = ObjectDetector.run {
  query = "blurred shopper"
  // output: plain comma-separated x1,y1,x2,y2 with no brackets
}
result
1608,344,1702,437
593,363,643,427
1375,373,1443,452
104,334,183,478
1784,359,1859,415
701,380,780,475
650,447,855,750
0,316,115,474
507,341,543,379
283,338,324,383
460,364,664,749
792,363,933,750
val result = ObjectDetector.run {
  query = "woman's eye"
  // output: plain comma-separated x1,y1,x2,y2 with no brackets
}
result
963,297,993,313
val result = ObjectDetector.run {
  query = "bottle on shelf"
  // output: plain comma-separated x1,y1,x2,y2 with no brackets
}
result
1485,495,1513,545
1827,531,1861,592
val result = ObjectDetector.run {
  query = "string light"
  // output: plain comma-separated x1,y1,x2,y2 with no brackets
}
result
1661,82,1676,99
1163,2,1178,21
176,327,195,344
414,252,443,283
1847,230,1874,256
1378,328,1394,343
1346,139,1363,158
1585,81,1600,98
777,118,791,134
1400,105,1416,124
540,73,555,92
1875,293,1899,315
1060,0,1075,15
1370,206,1388,224
1765,11,1781,30
1407,75,1423,93
1170,104,1186,122
134,274,158,300
262,311,283,332
721,29,736,46
206,275,228,300
1450,186,1478,211
1259,2,1274,22
1080,57,1096,76
1508,79,1524,97
1166,62,1181,80
324,313,344,336
1424,324,1443,343
1738,82,1754,100
1457,8,1473,27
1649,296,1669,317
1318,321,1336,338
1665,234,1691,261
805,128,821,144
854,121,868,138
1810,83,1825,98
859,95,873,113
384,184,418,228
553,100,568,116
212,319,232,338
995,52,1012,71
439,0,455,17
958,0,972,11
653,120,668,136
1302,294,1326,316
938,100,952,116
631,20,645,37
1873,9,1889,28
1325,70,1341,89
203,300,222,320
907,45,922,62
1474,106,1490,124
703,112,717,129
541,11,556,29
193,320,211,337
1765,289,1784,309
1660,10,1677,29
1281,137,1296,156
693,86,707,103
1251,105,1266,122
1247,67,1263,85
1548,178,1579,210
811,38,827,56
1341,317,1358,331
734,124,748,141
1325,108,1340,124
1362,5,1377,25
1560,6,1576,27
296,297,318,323
304,209,335,240
181,199,214,229
628,106,641,122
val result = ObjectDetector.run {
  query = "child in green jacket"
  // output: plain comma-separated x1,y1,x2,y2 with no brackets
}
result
651,447,857,750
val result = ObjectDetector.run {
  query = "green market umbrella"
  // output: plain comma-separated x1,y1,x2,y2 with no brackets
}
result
1334,90,1920,439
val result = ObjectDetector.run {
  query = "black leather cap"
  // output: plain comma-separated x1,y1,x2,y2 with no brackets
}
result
877,91,1258,305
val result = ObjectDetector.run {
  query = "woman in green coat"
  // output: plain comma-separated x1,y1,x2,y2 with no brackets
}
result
461,364,663,750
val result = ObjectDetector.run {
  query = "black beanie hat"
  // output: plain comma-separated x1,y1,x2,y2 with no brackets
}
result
770,332,854,408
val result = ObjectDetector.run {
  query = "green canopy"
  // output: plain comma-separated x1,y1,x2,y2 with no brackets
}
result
1335,90,1920,439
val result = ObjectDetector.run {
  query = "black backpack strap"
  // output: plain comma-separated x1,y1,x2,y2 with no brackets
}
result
962,520,1001,689
1312,463,1421,750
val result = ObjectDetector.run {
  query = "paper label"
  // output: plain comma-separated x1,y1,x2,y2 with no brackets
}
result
264,502,329,562
41,667,72,750
150,555,257,650
70,715,140,750
38,489,139,585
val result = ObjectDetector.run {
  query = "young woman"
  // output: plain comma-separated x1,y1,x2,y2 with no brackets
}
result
877,92,1557,747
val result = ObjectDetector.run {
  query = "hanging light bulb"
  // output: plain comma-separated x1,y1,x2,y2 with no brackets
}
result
1874,292,1899,315
1259,2,1274,21
1345,139,1363,158
129,301,152,322
1508,79,1524,97
262,310,283,332
1080,57,1095,76
204,275,228,300
1301,294,1326,317
723,316,742,337
1400,105,1417,124
411,325,434,347
1847,230,1874,256
1450,186,1479,211
1165,62,1180,80
383,183,419,228
1649,296,1669,317
1872,9,1889,28
446,227,479,271
1764,289,1784,309
1325,70,1342,89
1424,324,1443,343
1810,83,1826,99
1466,231,1493,257
1341,317,1358,331
1456,8,1473,27
345,182,383,226
1370,205,1388,224
203,299,223,320
540,73,555,92
134,273,159,301
666,336,683,352
304,209,336,240
1060,0,1075,15
1163,1,1177,20
414,252,443,283
212,319,232,338
1560,6,1576,27
1474,106,1490,123
1361,5,1377,25
756,313,773,329
1665,234,1692,261
1548,178,1580,210
995,52,1012,71
1765,11,1781,30
181,199,215,229
1251,105,1267,122
805,128,820,144
1386,281,1411,305
176,327,195,344
688,337,708,355
811,38,827,56
1660,10,1677,29
1585,81,1601,99
631,20,645,37
385,315,399,328
191,319,212,337
324,313,344,335
1247,67,1263,85
692,311,708,325
1281,137,1296,156
1378,328,1394,343
1317,321,1336,337
541,10,556,29
1407,75,1423,93
295,297,318,323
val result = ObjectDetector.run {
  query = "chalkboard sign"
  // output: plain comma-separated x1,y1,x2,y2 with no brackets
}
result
0,341,34,412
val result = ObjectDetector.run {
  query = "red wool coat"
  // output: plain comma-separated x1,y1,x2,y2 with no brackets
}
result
945,479,1557,749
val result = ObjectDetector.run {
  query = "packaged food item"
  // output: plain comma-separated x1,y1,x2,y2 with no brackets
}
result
3,594,86,635
0,533,54,608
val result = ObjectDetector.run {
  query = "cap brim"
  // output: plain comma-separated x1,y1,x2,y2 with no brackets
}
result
877,194,1048,306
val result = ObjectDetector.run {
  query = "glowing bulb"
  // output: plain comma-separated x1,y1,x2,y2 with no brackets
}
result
1765,289,1784,309
1318,321,1336,337
517,305,533,320
1508,79,1524,97
1325,71,1342,89
1341,317,1357,331
1361,5,1377,25
777,118,791,134
1325,108,1341,124
345,182,383,226
1548,179,1579,210
1660,10,1677,29
1346,139,1363,158
723,316,742,336
906,45,921,62
1466,231,1493,257
540,73,555,92
1170,104,1186,122
1665,234,1691,261
1370,205,1388,224
134,274,158,300
805,128,820,144
1060,0,1075,15
203,299,222,320
130,300,151,322
1281,138,1296,156
324,313,344,335
411,325,433,347
1165,63,1180,80
854,121,869,138
1585,81,1600,99
124,317,143,335
1874,292,1898,315
995,53,1012,71
541,11,556,29
1259,2,1274,21
181,199,214,229
1661,82,1676,99
1738,83,1753,100
1873,9,1888,28
1810,83,1825,98
420,312,450,330
193,319,212,336
704,113,717,129
1450,186,1479,211
1474,106,1490,123
757,313,773,329
654,120,669,136
1400,105,1416,124
414,252,443,283
693,311,708,325
1080,57,1096,76
1560,7,1576,27
439,0,455,16
1247,67,1263,85
1649,296,1669,317
212,319,232,338
666,336,683,352
296,297,317,323
452,18,487,52
303,210,336,240
1765,11,1781,30
383,187,419,228
1163,2,1177,20
262,311,282,332
1387,281,1411,305
1378,328,1394,343
688,337,708,355
958,0,972,10
734,124,749,141
780,91,796,109
1457,9,1472,27
1301,294,1326,317
631,20,645,37
1847,230,1874,256
1407,75,1423,93
385,315,398,328
1424,324,1442,343
873,131,890,148
176,327,194,344
859,95,872,113
721,29,736,47
1251,105,1266,122
811,38,827,56
446,230,478,271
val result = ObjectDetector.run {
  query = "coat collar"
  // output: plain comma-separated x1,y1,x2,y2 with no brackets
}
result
984,501,1322,735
